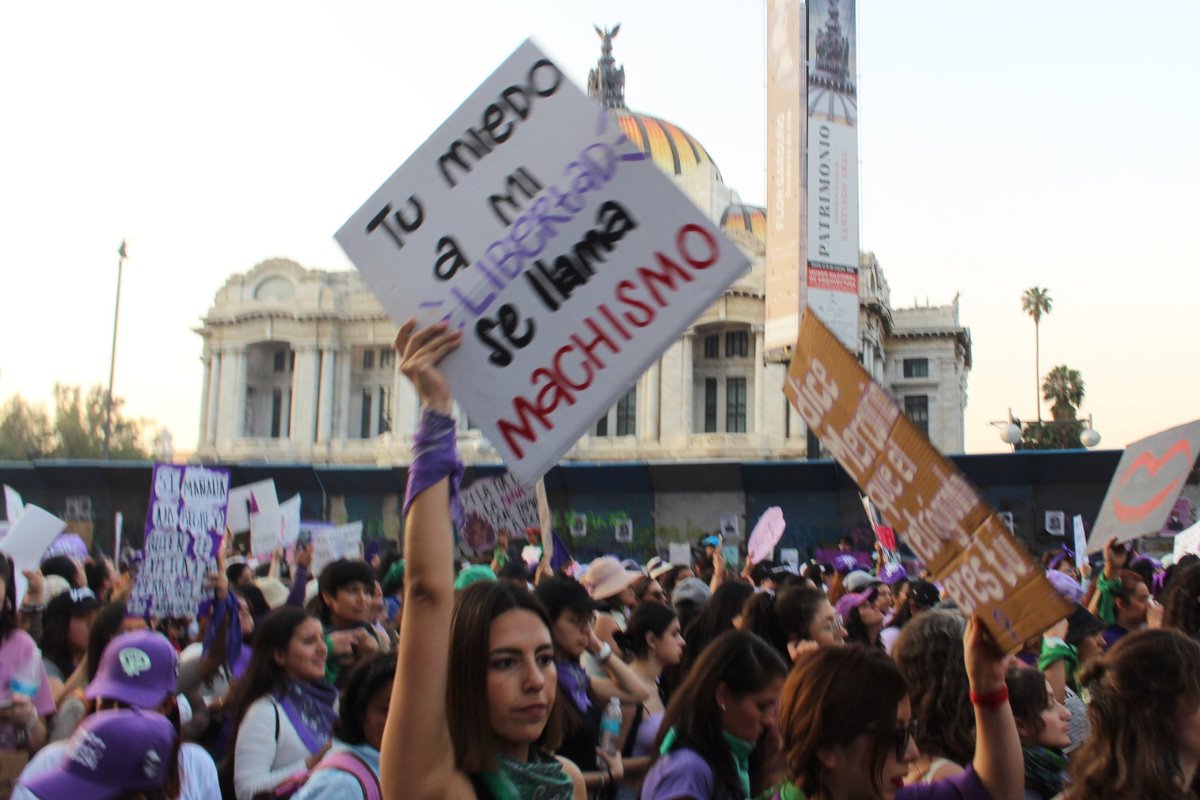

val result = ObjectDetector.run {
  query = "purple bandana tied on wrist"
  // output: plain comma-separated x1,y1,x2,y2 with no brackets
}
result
403,407,464,527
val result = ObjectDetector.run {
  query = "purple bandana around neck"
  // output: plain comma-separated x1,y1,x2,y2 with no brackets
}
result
276,679,339,755
555,658,591,713
403,408,464,527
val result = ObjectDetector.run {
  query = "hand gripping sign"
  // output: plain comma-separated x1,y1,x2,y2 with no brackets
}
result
336,39,749,484
1085,419,1200,553
784,312,1069,652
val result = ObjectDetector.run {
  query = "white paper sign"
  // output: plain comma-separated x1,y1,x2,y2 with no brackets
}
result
1073,515,1087,571
279,495,302,549
1174,521,1200,561
668,542,692,568
114,511,124,562
4,485,24,524
335,39,750,484
311,522,364,578
459,473,540,556
227,480,279,535
0,505,65,604
780,547,800,572
249,495,301,557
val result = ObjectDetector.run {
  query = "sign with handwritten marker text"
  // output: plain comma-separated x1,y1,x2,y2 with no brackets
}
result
785,312,1069,651
336,39,749,483
128,465,230,619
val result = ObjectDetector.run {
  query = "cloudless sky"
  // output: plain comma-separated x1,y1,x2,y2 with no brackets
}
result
2,1,1197,456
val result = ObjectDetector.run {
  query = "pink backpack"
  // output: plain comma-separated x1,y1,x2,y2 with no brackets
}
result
270,750,381,800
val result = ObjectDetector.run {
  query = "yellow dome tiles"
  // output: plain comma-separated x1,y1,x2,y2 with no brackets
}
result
612,108,722,182
720,204,766,243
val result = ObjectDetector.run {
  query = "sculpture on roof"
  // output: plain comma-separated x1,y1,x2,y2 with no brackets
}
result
587,24,626,109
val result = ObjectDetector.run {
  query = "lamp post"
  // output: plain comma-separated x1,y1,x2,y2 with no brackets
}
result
990,408,1102,451
103,240,127,460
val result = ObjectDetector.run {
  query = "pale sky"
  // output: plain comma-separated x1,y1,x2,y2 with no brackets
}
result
2,1,1197,456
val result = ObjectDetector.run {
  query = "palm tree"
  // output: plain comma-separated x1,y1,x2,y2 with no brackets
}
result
1020,288,1053,423
1042,365,1085,420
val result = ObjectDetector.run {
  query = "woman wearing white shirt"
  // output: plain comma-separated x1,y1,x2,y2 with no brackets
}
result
229,606,338,800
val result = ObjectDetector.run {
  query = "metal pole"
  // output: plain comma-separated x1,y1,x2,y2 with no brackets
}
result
103,243,127,460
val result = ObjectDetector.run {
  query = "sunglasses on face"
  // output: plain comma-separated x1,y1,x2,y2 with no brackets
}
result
892,719,920,759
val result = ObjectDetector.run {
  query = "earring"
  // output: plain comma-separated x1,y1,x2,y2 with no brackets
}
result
720,703,726,711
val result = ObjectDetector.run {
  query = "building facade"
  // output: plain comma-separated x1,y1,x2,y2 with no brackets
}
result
195,39,971,466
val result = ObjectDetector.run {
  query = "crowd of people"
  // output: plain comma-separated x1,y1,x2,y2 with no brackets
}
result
2,320,1199,799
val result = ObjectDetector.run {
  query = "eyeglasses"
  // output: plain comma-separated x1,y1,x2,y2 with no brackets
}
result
892,719,920,759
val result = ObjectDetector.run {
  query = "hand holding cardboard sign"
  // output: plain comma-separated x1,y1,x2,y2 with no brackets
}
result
396,319,461,415
963,615,1006,696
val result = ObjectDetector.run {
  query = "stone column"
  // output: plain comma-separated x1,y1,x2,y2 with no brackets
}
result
336,346,352,440
639,359,660,443
392,361,410,438
232,350,248,439
680,333,694,436
658,340,683,441
291,346,319,444
317,348,335,442
205,351,221,445
753,330,765,436
369,386,382,438
198,355,212,446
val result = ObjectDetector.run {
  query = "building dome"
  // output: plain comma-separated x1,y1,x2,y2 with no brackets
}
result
719,203,766,243
587,25,722,183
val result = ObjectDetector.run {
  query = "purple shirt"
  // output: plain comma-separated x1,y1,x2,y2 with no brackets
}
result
898,765,989,800
641,748,735,800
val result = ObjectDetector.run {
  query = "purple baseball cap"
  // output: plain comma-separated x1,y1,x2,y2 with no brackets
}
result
86,630,178,709
832,554,860,574
835,589,876,623
880,562,908,585
20,708,177,799
1045,570,1084,603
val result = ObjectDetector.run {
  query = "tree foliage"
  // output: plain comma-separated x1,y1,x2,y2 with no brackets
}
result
1019,364,1087,450
0,384,151,461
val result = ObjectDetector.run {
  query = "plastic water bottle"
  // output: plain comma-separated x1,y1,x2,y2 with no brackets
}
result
597,696,622,767
10,646,42,698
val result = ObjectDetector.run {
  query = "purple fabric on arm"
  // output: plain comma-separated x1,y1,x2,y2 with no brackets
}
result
402,408,464,527
641,748,718,800
286,564,309,608
897,765,989,800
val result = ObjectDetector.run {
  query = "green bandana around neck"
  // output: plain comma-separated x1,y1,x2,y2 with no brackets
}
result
659,725,755,798
479,753,574,800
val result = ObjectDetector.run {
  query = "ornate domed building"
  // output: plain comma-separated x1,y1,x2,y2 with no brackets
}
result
194,31,970,468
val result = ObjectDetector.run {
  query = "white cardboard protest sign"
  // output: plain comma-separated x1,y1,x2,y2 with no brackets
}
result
1174,521,1200,562
336,39,749,483
249,495,302,557
227,479,279,535
1085,420,1200,552
668,542,692,568
459,473,540,556
311,522,364,578
1072,515,1087,571
0,505,65,604
4,485,24,524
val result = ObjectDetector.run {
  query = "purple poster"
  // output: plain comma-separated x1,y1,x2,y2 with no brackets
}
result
127,464,230,619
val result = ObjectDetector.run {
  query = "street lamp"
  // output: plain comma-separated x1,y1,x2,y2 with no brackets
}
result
991,408,1103,450
103,240,128,460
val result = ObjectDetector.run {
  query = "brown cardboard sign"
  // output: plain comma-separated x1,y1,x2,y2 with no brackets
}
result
785,311,1070,651
1086,419,1200,553
0,750,29,800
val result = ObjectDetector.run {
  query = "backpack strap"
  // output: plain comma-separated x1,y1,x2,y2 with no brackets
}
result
315,750,381,800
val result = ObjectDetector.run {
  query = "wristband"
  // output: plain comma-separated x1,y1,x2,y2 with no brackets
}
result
595,642,613,663
969,685,1009,710
19,603,45,614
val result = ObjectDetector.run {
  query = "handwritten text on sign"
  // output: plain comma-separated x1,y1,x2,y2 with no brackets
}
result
785,313,1069,651
336,40,749,483
129,465,230,619
458,472,539,556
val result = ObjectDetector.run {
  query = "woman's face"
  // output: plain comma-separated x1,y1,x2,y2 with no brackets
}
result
68,610,96,654
639,581,667,605
873,585,894,615
1033,681,1072,749
550,608,594,660
275,617,327,682
651,619,685,667
486,609,557,748
325,581,371,626
719,677,783,744
826,696,918,800
236,596,255,635
858,601,885,629
1077,631,1106,666
806,599,847,649
361,685,391,751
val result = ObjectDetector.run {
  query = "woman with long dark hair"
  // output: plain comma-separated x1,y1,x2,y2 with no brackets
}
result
642,630,788,799
777,616,1024,800
229,606,338,799
679,581,754,672
616,601,684,798
380,320,588,800
740,585,845,665
1067,629,1200,799
1004,665,1070,800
